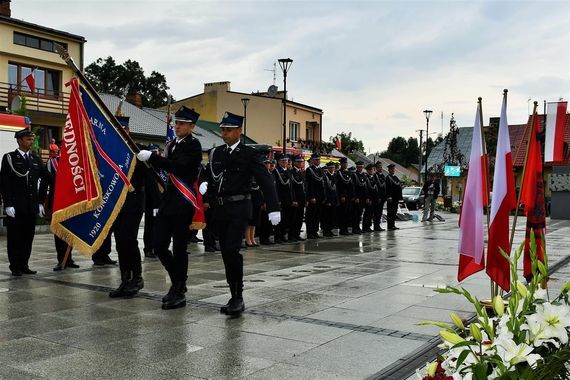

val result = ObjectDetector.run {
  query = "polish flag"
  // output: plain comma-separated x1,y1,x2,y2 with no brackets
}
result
458,103,486,282
25,71,35,94
486,92,517,292
544,101,568,163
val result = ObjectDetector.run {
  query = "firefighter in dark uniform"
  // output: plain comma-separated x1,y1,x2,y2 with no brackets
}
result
305,153,325,239
199,112,280,316
1,129,51,276
374,161,387,231
321,161,338,237
143,144,162,258
258,157,275,245
335,157,353,235
362,164,379,232
201,160,218,252
351,161,367,234
289,154,306,242
273,154,294,243
137,106,202,309
385,163,403,230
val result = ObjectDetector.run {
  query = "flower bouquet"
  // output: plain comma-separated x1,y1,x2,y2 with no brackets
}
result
416,234,570,380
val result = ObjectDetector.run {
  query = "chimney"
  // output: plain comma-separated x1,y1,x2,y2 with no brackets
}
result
126,90,143,108
0,0,11,17
204,81,231,93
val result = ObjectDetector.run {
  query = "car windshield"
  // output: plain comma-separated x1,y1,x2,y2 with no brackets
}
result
402,187,420,196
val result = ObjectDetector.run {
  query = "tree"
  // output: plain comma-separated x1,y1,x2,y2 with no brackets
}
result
440,113,465,172
85,57,170,108
378,136,420,167
331,132,365,155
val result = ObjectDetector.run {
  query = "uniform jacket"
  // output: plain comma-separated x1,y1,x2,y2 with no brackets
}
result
365,174,379,201
273,166,295,206
1,150,51,215
290,167,306,204
335,168,354,200
386,173,403,201
324,171,338,206
148,134,202,215
375,172,387,199
305,165,325,201
352,170,367,200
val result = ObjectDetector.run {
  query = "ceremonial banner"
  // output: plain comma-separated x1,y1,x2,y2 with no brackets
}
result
487,93,517,291
458,103,486,281
51,78,135,254
544,101,568,163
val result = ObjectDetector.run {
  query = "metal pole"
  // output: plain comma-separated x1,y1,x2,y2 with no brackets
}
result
243,102,247,145
282,72,287,155
418,129,424,186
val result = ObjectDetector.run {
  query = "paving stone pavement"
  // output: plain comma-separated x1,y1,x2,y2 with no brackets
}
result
0,212,568,379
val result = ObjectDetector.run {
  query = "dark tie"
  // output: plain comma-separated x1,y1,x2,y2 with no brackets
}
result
26,153,32,166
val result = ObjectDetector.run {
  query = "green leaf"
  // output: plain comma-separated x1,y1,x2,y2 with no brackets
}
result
456,349,470,369
473,362,489,380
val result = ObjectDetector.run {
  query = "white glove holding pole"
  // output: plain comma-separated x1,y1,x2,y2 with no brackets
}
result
5,207,15,218
38,204,45,218
137,150,152,162
153,209,159,217
199,182,208,195
268,211,281,226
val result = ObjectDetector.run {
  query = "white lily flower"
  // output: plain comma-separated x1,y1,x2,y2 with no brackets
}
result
527,303,570,344
495,338,542,368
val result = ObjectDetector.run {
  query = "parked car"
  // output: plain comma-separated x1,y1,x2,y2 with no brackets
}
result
402,186,424,210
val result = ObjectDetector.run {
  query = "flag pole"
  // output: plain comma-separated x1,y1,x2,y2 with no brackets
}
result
509,101,539,260
54,44,165,193
478,97,495,298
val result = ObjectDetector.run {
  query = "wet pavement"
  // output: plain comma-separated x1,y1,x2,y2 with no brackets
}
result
0,212,569,379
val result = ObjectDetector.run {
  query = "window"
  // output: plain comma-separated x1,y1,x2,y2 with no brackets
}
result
13,32,67,53
7,62,61,97
289,121,300,142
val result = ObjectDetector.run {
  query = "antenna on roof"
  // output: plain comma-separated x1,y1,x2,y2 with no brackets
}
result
264,61,277,85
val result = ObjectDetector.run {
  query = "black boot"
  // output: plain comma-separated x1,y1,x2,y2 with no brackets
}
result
220,283,236,314
109,270,133,298
162,282,187,310
225,282,245,316
125,267,144,296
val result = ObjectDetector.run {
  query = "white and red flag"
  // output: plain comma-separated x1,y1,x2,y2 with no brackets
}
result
458,103,486,282
544,101,568,163
486,92,517,291
24,70,35,93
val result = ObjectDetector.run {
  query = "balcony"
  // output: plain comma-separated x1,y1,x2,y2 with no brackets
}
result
0,82,70,115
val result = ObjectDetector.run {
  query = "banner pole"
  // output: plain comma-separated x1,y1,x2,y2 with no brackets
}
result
60,245,72,270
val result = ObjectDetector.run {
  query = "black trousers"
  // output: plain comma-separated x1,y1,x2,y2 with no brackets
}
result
202,207,217,249
387,199,398,229
352,200,364,231
362,202,375,230
374,199,385,228
154,211,193,283
306,201,322,235
215,201,249,284
143,208,155,253
55,235,73,264
92,232,112,261
337,199,350,233
115,210,144,274
289,204,304,239
6,214,36,272
277,205,291,240
321,204,336,233
258,209,273,242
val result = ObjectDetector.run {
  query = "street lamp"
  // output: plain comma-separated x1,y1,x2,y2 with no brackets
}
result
241,97,250,144
423,109,433,185
278,58,293,155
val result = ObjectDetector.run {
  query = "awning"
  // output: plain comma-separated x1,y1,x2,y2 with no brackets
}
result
0,114,30,131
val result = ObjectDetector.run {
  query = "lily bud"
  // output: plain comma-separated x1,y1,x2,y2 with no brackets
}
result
537,261,547,276
516,281,528,297
493,296,504,317
427,361,438,377
470,323,482,342
440,330,464,345
450,313,465,331
562,279,570,293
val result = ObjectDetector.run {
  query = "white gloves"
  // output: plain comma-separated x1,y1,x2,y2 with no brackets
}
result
153,208,159,217
5,207,15,218
38,204,45,218
199,182,208,195
137,150,152,162
268,211,281,226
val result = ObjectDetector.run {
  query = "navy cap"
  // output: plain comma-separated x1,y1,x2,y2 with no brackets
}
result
277,154,289,161
326,161,336,167
270,159,277,164
387,163,396,169
115,115,130,128
366,163,374,170
219,112,244,128
348,166,356,172
375,161,383,166
174,106,200,123
14,128,35,139
263,156,271,163
355,160,364,166
293,154,304,162
339,157,348,163
310,152,321,159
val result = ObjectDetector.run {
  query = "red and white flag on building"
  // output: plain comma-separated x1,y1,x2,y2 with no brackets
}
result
25,71,35,94
544,101,568,163
458,102,486,282
486,92,517,291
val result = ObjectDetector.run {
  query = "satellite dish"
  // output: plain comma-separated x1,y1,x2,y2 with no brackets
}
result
11,95,21,111
267,85,278,97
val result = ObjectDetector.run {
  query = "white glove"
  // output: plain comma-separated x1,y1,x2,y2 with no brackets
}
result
153,208,159,217
38,204,45,218
137,150,152,162
268,211,281,226
199,182,208,195
5,207,15,218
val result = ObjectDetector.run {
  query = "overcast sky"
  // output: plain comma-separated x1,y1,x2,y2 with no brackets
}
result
13,0,570,153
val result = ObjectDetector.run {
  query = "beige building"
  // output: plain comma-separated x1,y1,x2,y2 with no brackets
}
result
0,1,85,155
170,81,323,148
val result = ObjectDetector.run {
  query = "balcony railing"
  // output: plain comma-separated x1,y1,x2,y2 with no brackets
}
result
0,82,70,115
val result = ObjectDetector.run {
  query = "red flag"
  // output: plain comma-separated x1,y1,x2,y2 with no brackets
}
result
25,71,35,94
520,112,546,279
544,101,567,163
458,103,486,282
486,93,517,291
334,136,342,151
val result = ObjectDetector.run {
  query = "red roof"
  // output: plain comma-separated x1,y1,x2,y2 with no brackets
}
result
512,113,570,167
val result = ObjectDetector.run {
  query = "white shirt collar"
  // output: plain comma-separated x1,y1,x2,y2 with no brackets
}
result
17,149,30,158
226,141,240,153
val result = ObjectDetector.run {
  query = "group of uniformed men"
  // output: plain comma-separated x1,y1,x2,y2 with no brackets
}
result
1,104,404,317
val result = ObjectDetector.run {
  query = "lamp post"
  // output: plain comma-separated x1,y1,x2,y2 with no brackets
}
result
278,58,293,155
241,97,250,144
423,109,433,185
